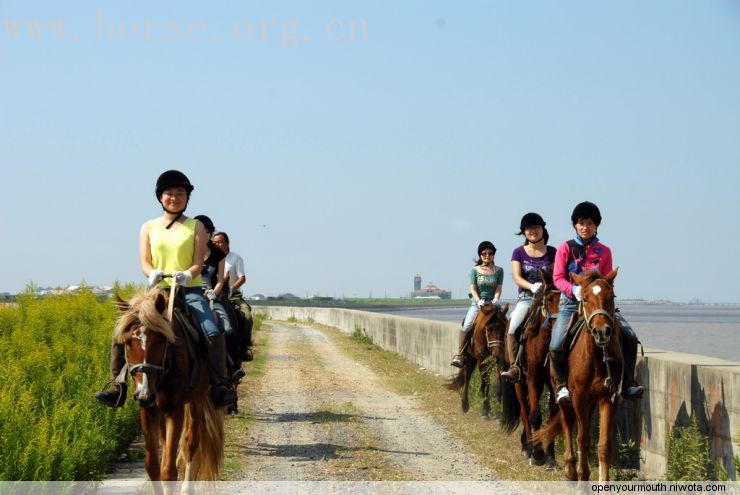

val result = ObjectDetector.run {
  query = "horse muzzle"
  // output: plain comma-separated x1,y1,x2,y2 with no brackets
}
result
591,326,612,348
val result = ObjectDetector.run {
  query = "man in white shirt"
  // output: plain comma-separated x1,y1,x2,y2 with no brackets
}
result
213,231,253,360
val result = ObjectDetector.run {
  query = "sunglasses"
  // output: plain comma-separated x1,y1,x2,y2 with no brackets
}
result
481,251,494,256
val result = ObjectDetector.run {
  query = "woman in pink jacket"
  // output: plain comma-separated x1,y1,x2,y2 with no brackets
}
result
548,201,644,405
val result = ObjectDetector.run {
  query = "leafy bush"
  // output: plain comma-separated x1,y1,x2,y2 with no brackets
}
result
0,288,140,480
666,415,711,481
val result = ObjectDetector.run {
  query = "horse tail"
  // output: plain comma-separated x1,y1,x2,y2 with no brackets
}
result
183,399,225,480
499,376,520,434
530,408,562,447
444,368,466,391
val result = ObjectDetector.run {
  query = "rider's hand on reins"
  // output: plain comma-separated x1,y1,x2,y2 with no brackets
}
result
148,269,165,289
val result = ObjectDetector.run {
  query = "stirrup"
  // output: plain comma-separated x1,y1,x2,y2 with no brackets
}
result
501,365,520,382
450,355,465,368
231,368,246,382
211,385,237,408
555,386,571,405
623,381,644,399
95,382,127,408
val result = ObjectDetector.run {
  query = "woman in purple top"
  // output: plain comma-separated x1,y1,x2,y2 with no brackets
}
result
500,213,556,381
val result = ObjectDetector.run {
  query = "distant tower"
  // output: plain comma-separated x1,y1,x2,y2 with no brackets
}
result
414,275,422,291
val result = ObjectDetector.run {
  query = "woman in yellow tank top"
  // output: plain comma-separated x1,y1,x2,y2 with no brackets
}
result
95,170,237,409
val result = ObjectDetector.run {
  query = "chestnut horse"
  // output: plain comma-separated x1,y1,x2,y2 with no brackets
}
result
445,302,509,418
500,269,560,466
115,289,225,492
532,269,623,481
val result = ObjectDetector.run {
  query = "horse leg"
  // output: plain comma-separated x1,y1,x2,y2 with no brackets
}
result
545,382,558,468
560,405,577,481
141,408,163,484
160,408,184,483
527,376,546,465
598,400,616,481
181,403,202,494
514,382,532,459
461,358,475,413
574,400,592,481
479,361,490,419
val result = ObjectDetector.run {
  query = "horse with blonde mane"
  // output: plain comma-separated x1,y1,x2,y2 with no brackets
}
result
115,289,224,492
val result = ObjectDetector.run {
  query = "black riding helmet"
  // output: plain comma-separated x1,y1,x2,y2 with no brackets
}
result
477,241,496,255
194,215,215,234
518,212,546,233
155,170,194,215
571,201,602,226
517,212,549,244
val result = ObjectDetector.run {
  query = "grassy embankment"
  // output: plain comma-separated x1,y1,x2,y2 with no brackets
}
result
0,287,141,480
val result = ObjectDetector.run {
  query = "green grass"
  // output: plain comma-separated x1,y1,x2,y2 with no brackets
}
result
0,287,141,480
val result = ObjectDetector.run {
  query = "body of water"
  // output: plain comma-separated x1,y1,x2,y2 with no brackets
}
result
369,304,740,363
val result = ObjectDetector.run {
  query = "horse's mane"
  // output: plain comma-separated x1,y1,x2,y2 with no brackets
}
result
114,289,177,344
578,269,604,286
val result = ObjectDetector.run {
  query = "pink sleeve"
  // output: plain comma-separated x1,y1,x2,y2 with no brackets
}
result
600,244,613,275
553,242,573,298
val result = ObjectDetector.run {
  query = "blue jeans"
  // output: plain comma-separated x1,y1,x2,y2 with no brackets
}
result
461,300,479,333
549,294,637,351
183,288,221,338
212,300,233,335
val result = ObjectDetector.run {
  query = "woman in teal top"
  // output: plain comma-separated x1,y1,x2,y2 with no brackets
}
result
451,241,504,368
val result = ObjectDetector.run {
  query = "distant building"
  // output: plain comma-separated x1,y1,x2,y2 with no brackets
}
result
410,276,451,299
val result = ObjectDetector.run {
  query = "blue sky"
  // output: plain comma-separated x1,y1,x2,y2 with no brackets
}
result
1,1,739,302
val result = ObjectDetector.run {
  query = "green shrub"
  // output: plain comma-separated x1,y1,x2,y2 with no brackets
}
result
0,289,140,480
666,415,711,481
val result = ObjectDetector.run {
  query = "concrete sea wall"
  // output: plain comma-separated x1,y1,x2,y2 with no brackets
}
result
254,305,739,480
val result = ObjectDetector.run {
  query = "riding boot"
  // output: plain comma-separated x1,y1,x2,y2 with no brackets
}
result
206,334,238,408
621,332,645,399
450,331,469,368
95,342,128,408
549,350,571,404
500,334,521,381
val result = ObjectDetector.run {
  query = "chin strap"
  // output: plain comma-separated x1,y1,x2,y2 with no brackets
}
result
165,212,183,229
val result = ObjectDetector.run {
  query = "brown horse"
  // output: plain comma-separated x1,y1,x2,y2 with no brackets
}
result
219,293,249,415
532,269,623,481
445,302,509,418
115,289,225,491
500,269,560,466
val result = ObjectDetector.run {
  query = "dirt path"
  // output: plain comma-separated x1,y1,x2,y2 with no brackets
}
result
227,322,496,481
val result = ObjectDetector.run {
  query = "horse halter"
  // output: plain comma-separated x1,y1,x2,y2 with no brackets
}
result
484,308,505,351
128,328,170,383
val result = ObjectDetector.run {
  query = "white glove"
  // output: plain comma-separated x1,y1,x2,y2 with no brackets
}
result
492,298,500,306
477,299,486,308
205,289,217,301
572,285,582,301
173,270,193,286
148,269,165,288
530,282,543,294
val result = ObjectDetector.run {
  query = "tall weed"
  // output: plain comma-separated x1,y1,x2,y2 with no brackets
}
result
0,288,140,480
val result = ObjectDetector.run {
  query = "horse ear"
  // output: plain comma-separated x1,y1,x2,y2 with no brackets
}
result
154,292,167,314
605,267,619,287
572,272,588,286
114,295,129,313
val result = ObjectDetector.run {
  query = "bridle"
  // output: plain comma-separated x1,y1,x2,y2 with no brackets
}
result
484,307,506,351
128,328,170,385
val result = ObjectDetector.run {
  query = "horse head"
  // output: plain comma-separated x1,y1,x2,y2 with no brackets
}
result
572,268,619,348
478,302,509,359
115,290,177,409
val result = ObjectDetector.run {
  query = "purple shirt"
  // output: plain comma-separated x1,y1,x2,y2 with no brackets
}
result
511,245,557,294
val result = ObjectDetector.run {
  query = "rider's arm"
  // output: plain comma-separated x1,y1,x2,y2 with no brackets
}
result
468,268,480,301
231,275,247,291
493,267,503,300
139,222,155,277
469,284,480,302
552,241,574,297
186,221,207,278
214,258,226,295
511,260,538,292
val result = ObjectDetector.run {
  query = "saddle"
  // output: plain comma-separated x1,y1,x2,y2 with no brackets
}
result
169,288,207,389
